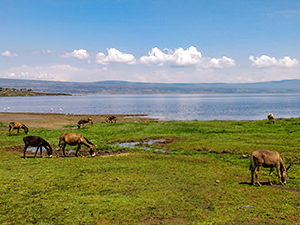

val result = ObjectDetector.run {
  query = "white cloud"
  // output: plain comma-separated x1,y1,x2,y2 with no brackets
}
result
207,56,236,68
96,48,136,65
278,56,299,67
61,49,90,60
140,47,170,66
1,50,18,57
249,55,299,68
139,46,235,68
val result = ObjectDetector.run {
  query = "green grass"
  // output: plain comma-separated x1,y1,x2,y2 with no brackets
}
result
0,118,299,224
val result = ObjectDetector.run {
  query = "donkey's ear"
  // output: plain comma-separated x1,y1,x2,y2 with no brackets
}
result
286,164,292,172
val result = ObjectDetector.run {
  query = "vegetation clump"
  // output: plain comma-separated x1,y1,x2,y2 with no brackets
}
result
0,87,71,96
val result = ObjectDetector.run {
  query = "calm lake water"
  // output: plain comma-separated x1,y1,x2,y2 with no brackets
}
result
1,94,300,121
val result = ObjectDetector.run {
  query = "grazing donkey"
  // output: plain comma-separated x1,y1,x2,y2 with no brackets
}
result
77,118,93,129
106,116,117,123
250,149,291,186
267,113,276,124
9,121,29,136
23,136,53,159
58,133,96,157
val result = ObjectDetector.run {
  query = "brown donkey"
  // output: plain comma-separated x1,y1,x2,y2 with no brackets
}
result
58,133,96,157
250,149,291,186
77,118,93,129
9,121,29,136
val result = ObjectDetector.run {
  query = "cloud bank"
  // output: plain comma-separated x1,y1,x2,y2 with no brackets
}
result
140,46,235,68
249,55,299,68
60,46,235,69
2,47,298,83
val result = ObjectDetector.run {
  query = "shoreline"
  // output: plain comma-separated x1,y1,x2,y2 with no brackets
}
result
0,112,159,129
0,92,71,97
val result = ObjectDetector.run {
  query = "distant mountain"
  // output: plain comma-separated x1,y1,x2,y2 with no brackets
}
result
0,78,300,94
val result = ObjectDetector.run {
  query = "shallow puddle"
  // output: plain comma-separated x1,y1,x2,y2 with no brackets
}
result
114,139,166,152
26,147,39,152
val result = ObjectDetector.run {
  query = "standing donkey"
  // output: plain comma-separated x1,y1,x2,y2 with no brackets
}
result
250,149,291,186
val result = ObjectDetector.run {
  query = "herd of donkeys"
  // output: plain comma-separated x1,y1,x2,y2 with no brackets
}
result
7,117,116,159
7,114,292,186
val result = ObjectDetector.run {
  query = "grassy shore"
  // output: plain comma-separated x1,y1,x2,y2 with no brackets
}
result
0,115,299,224
0,90,71,97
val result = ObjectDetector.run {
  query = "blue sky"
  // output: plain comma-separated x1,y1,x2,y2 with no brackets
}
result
0,0,299,83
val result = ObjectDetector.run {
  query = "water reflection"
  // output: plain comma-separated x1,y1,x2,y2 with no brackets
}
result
1,94,300,121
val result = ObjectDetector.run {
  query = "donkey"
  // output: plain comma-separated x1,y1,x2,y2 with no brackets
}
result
77,118,93,129
23,136,53,159
106,116,117,123
250,149,291,186
9,121,29,136
58,133,97,157
267,113,276,124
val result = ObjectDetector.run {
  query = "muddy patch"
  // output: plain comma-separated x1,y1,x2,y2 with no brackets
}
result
3,137,176,158
112,137,176,153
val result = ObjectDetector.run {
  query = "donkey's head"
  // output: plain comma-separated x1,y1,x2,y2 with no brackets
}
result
22,124,29,134
89,145,97,157
281,164,292,184
46,145,54,158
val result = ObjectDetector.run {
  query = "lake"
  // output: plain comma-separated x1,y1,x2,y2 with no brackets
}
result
1,94,300,121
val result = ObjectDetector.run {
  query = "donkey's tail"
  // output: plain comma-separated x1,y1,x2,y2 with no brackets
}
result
249,153,254,170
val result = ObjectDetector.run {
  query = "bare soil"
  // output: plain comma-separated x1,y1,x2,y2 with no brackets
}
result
0,112,159,129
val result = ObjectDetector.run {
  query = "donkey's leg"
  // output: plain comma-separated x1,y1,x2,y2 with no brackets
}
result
255,166,262,186
62,144,67,157
276,166,283,185
268,168,274,185
34,146,39,158
251,166,256,185
75,144,81,157
24,144,29,159
40,146,43,158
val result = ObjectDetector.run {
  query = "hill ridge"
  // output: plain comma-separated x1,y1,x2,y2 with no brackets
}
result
1,78,300,94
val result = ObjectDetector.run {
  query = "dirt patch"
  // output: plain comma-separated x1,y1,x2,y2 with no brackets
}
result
271,185,300,195
0,112,159,129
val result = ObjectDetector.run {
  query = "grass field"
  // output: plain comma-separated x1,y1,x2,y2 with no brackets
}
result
0,117,299,224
